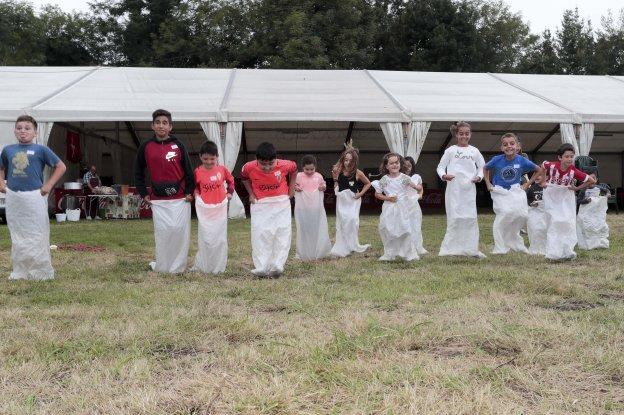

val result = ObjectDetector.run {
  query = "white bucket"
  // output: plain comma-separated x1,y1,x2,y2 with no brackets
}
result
55,213,67,222
66,209,81,222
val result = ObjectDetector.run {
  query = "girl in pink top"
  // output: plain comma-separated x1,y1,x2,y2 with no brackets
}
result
294,155,331,260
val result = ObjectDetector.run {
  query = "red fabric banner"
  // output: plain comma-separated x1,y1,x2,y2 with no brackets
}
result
66,131,82,163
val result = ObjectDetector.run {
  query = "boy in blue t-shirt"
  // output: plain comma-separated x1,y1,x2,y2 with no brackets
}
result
484,133,543,254
0,115,66,280
484,133,542,191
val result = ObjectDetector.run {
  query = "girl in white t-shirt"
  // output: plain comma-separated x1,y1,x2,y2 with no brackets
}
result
436,121,486,258
373,153,422,261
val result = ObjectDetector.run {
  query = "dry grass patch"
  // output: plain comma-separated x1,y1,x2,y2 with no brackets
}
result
1,214,624,413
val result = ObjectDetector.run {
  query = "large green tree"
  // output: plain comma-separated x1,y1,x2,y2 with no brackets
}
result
0,0,44,65
556,8,595,74
519,29,560,74
246,0,377,69
593,10,624,75
39,6,100,66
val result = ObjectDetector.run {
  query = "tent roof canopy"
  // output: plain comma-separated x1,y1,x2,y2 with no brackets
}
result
2,66,624,123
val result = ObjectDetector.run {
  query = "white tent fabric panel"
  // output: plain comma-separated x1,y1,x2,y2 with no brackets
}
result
0,67,97,120
579,123,595,156
380,123,405,154
560,123,580,155
497,74,624,123
0,122,14,154
224,122,246,219
223,69,407,122
33,67,233,122
369,71,577,123
407,121,431,162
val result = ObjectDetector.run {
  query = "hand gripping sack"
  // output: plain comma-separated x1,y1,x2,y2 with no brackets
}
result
527,201,548,256
405,186,427,255
577,196,609,250
542,185,577,260
294,190,331,260
378,197,419,261
490,185,529,254
192,197,228,273
6,189,54,280
250,195,292,275
150,199,191,273
439,174,484,257
330,189,370,257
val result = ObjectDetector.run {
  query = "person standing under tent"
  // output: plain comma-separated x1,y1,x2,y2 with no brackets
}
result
192,140,234,274
0,115,67,281
134,109,195,274
436,121,486,258
526,173,548,255
330,147,371,257
540,143,595,260
83,164,102,219
483,133,543,254
294,154,332,261
373,153,422,261
402,156,427,256
241,142,298,278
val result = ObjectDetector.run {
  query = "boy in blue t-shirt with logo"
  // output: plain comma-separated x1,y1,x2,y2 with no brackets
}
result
0,115,66,280
484,133,543,254
484,133,542,191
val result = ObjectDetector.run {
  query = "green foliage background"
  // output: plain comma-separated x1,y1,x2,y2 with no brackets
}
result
1,0,623,74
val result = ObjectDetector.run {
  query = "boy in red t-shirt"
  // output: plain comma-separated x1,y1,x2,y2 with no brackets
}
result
192,141,234,274
541,143,596,260
240,142,297,277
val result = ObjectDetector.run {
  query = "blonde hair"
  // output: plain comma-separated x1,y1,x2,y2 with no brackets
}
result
450,121,471,137
333,148,360,176
379,152,404,175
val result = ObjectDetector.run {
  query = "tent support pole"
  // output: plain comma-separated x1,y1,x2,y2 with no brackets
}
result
125,121,141,148
531,124,560,158
439,133,452,153
346,121,355,144
241,123,248,162
621,151,624,188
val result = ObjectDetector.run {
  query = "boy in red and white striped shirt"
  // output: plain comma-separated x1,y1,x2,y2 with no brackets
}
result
540,143,596,260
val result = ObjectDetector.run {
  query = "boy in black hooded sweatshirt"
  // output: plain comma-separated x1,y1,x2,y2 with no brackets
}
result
134,109,195,273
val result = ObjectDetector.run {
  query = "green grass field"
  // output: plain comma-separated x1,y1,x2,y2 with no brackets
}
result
1,213,624,414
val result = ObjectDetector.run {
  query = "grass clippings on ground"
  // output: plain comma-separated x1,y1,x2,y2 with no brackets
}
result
1,213,624,414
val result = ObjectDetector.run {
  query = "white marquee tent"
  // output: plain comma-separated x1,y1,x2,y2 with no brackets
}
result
1,66,624,211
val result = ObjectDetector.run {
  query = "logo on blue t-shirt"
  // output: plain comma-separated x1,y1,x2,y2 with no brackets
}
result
500,165,519,183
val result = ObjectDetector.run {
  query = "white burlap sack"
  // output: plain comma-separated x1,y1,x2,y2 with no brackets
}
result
527,201,548,256
330,189,370,257
379,197,419,261
6,189,54,280
150,198,191,273
543,184,577,260
490,185,529,254
294,190,331,260
439,174,485,257
250,195,292,276
192,197,228,273
405,185,427,255
577,196,609,250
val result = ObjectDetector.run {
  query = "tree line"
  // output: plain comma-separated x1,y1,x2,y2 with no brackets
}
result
1,0,623,74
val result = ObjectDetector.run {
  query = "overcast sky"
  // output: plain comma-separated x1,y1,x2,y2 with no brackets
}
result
28,0,624,34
